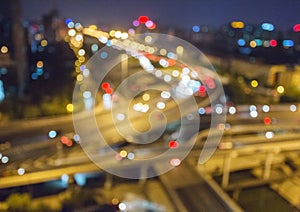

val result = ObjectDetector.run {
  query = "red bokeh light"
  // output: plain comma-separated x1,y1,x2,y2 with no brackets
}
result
138,16,149,24
61,136,73,147
270,39,277,47
101,82,110,90
168,59,176,66
148,23,156,30
105,87,113,94
66,140,73,147
169,140,179,148
61,136,68,144
198,85,207,97
264,117,272,125
293,24,300,32
198,85,206,93
144,53,160,61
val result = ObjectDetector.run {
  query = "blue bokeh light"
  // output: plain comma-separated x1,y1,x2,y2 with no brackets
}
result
261,23,274,31
192,25,200,33
283,40,294,47
237,38,246,46
31,73,38,80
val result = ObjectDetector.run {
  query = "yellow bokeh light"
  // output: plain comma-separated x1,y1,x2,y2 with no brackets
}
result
231,21,245,29
78,49,85,56
145,36,152,43
66,104,74,112
109,30,116,37
75,67,81,73
119,150,127,158
138,44,145,51
78,56,85,63
277,85,285,94
40,40,48,47
160,48,167,56
111,198,119,205
111,38,117,45
36,61,44,68
142,93,150,101
251,80,258,88
250,40,257,48
88,25,97,30
123,39,130,47
148,47,155,54
68,29,76,37
75,60,81,67
0,46,8,54
176,46,184,54
76,74,84,82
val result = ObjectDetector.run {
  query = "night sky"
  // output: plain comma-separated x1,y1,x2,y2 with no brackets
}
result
21,0,300,31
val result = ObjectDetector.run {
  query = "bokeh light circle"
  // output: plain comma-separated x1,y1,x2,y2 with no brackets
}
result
72,33,226,179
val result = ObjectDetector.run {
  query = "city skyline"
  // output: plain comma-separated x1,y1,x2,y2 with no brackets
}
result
21,0,300,31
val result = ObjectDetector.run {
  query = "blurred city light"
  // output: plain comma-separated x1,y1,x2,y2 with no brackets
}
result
192,25,200,32
293,24,300,32
156,102,166,110
1,156,9,164
119,202,127,211
17,168,25,176
231,21,244,29
228,106,236,115
264,117,272,125
237,39,246,46
262,105,270,112
249,105,257,111
73,134,81,142
48,130,57,138
250,110,258,118
276,85,285,94
74,173,86,186
198,107,206,115
2,3,300,211
119,150,127,158
138,15,149,23
66,103,74,112
169,140,179,148
142,93,150,101
261,23,274,31
68,29,76,36
61,174,69,185
0,46,8,54
132,19,140,27
265,131,274,139
127,152,135,160
251,80,258,88
282,40,294,47
269,39,278,47
290,104,297,112
116,113,125,121
0,80,5,102
170,158,181,166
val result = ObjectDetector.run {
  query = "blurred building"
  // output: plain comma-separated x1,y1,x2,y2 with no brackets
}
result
268,64,300,89
0,1,74,119
0,0,25,100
